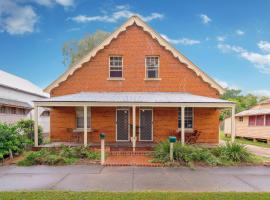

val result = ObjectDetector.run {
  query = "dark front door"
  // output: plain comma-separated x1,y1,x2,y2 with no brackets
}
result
116,109,129,141
140,109,153,141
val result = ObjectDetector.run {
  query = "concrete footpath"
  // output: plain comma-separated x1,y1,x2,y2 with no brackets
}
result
0,165,270,192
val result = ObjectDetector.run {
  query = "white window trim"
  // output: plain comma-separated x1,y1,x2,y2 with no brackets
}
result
178,107,194,131
109,56,124,79
75,107,91,129
145,56,160,79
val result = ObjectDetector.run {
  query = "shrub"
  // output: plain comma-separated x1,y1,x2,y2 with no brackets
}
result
18,146,100,166
153,141,220,166
213,142,252,162
0,123,30,160
16,119,43,144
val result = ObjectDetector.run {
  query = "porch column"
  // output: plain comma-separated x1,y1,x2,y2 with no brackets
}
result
34,105,39,147
231,105,236,142
84,105,88,147
181,106,185,145
132,105,136,152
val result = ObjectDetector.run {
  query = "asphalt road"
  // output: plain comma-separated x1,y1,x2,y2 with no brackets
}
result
0,165,270,192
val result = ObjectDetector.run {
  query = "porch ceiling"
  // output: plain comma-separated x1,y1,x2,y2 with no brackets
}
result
34,92,234,108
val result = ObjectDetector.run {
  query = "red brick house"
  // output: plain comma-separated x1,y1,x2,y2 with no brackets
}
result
34,16,235,149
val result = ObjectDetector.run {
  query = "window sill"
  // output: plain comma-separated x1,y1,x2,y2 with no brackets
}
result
144,78,162,81
73,128,92,133
177,128,194,133
107,78,125,81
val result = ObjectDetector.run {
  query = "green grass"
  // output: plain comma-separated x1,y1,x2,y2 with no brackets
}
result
220,132,270,148
0,192,270,200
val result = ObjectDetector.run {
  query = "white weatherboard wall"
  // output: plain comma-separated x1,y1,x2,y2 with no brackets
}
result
0,85,50,133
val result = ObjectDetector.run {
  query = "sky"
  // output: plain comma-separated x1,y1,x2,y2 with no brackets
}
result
0,0,270,96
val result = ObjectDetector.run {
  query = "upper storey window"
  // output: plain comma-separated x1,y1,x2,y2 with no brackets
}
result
145,56,159,79
109,56,123,78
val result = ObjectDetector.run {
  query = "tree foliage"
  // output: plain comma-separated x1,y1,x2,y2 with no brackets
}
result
0,119,43,161
220,89,269,120
62,30,111,68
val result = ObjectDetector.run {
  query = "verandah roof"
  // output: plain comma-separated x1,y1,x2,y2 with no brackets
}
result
236,108,270,117
34,92,234,107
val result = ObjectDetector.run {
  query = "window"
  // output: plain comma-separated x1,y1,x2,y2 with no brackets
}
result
256,115,265,126
266,115,270,126
248,116,256,126
0,106,5,113
76,107,91,129
239,117,243,122
41,110,50,117
145,56,159,78
178,107,193,129
109,56,123,78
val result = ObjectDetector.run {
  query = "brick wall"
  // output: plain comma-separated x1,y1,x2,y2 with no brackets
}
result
51,107,219,144
50,24,220,144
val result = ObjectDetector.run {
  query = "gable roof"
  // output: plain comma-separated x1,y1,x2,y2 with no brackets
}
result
0,70,49,98
44,16,225,94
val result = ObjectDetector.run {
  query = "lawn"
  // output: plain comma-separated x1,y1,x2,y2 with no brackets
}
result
220,132,270,148
0,192,270,200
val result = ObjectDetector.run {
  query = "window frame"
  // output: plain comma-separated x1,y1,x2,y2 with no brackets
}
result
178,107,194,130
145,56,160,79
266,114,270,126
75,107,91,129
248,115,256,126
256,115,265,126
109,56,124,79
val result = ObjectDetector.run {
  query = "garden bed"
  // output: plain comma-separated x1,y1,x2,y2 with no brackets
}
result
151,141,264,167
17,146,100,166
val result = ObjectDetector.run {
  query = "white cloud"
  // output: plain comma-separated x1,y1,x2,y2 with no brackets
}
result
199,14,211,24
236,29,245,36
0,1,38,35
217,43,270,74
251,90,270,97
216,36,226,42
258,41,270,52
161,34,200,45
71,6,163,23
35,0,74,7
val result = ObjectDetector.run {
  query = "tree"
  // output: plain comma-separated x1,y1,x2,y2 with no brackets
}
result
62,30,111,68
220,89,269,120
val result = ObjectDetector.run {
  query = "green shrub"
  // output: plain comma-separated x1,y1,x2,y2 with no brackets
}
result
18,146,100,166
213,142,252,162
0,123,30,160
16,119,43,144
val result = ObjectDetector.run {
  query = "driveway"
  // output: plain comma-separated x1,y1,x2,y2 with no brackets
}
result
0,165,270,192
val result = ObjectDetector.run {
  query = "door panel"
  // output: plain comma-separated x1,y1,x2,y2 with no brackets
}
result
116,109,129,141
140,109,153,141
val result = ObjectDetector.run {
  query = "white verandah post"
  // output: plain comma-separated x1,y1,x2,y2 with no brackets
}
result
84,105,88,147
231,105,236,142
132,105,136,152
34,105,39,147
181,106,185,145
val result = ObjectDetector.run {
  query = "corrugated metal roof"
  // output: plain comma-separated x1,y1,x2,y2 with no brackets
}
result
236,109,270,117
0,98,32,109
0,70,49,97
35,92,233,104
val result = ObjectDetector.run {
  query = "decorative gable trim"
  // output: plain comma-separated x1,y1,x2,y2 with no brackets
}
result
44,16,225,94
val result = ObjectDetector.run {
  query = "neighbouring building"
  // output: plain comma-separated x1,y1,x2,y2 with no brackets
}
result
0,69,50,134
224,99,270,143
33,16,235,149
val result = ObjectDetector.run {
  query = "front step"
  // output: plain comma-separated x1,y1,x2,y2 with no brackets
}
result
109,151,153,156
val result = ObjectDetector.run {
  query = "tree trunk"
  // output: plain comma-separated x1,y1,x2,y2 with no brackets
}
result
9,149,13,160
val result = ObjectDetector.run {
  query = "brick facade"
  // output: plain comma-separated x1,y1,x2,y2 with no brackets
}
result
49,24,220,144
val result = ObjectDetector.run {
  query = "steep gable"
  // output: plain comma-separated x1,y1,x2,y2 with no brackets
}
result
46,16,224,96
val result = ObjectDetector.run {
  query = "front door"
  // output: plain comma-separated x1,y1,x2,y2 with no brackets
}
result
139,109,153,141
116,109,130,141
